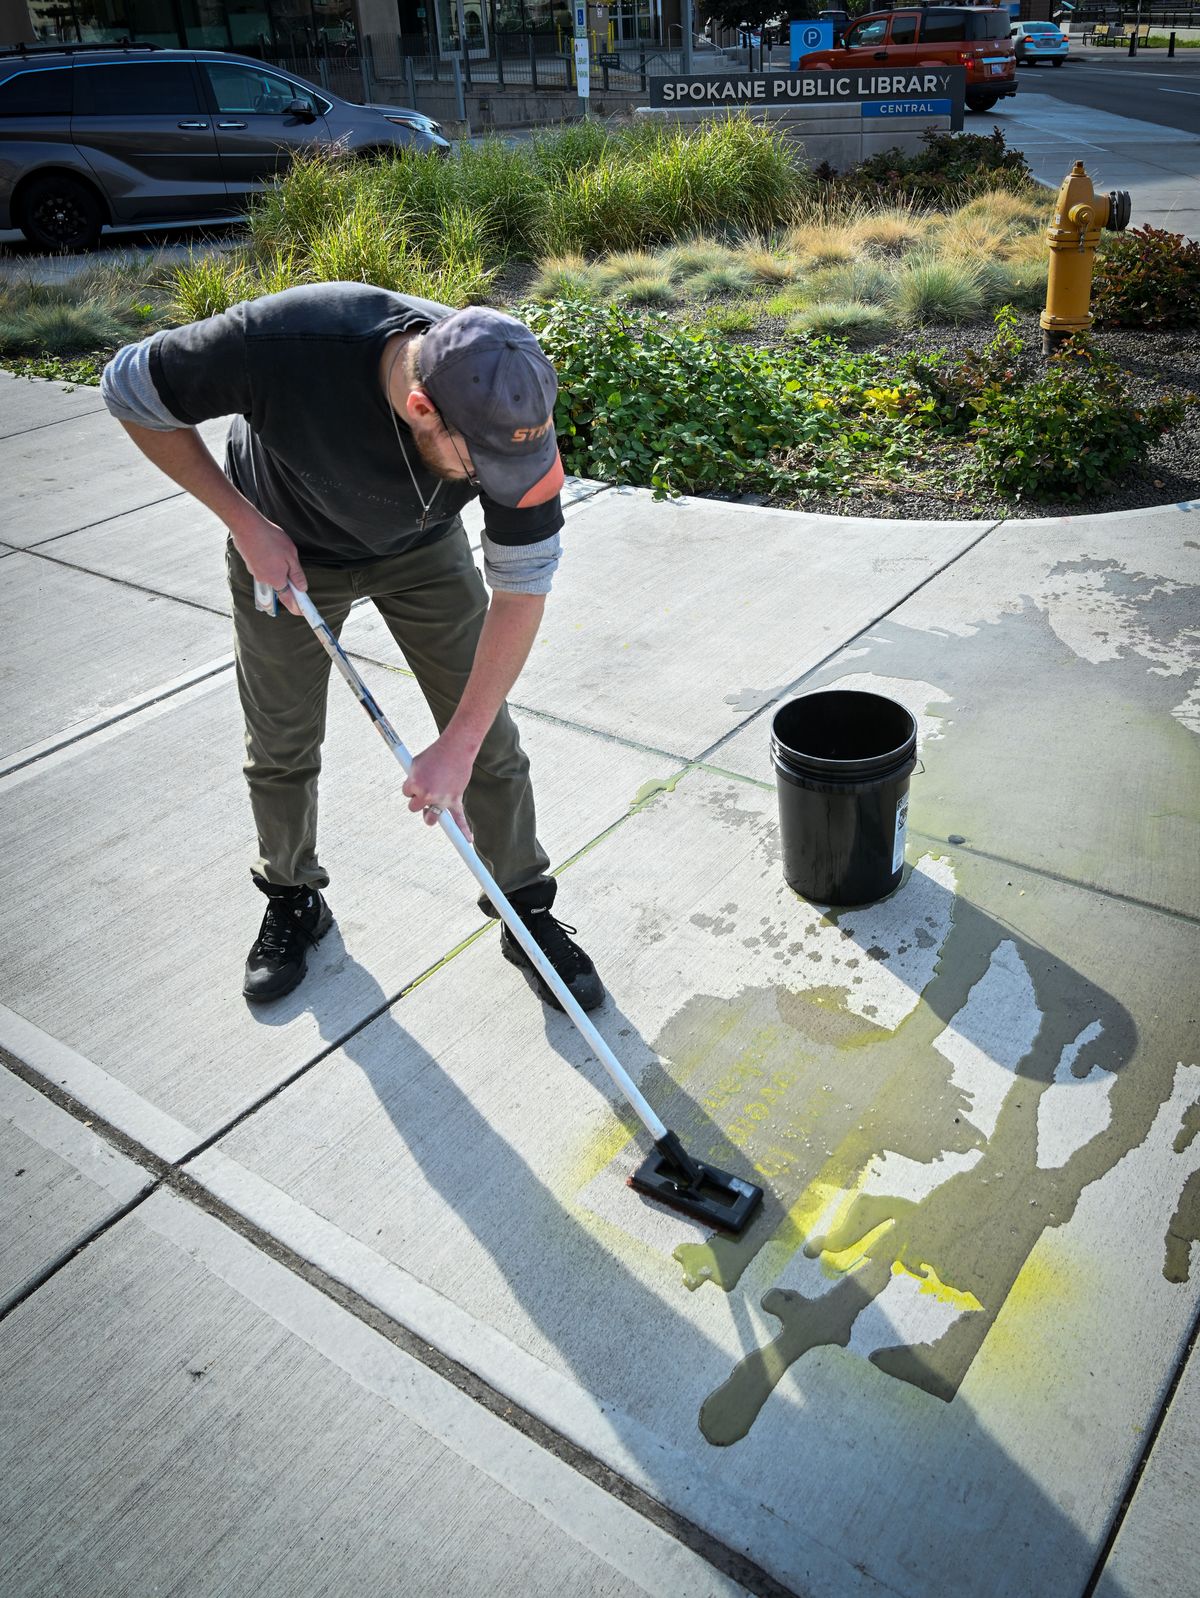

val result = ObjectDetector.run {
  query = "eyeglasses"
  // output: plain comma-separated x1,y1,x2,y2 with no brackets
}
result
431,402,481,490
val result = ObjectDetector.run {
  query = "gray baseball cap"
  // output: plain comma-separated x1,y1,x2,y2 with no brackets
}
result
418,307,565,508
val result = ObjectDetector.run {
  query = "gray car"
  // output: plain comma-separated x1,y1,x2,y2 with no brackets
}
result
0,42,451,252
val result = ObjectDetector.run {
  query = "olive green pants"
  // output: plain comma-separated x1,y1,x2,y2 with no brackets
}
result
227,523,551,898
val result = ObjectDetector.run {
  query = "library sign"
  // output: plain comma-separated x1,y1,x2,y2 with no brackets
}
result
649,68,965,130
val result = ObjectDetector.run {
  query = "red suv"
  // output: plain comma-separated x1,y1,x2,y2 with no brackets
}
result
799,3,1017,115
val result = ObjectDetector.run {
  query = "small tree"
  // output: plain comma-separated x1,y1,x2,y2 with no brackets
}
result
705,0,782,34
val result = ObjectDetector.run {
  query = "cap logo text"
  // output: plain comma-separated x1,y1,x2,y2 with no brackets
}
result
511,418,554,443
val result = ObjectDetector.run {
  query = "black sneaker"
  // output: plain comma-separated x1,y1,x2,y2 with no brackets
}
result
243,881,333,1003
501,891,605,1013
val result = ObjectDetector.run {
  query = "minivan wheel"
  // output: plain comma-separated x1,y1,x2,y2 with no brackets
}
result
965,95,1000,113
20,174,104,253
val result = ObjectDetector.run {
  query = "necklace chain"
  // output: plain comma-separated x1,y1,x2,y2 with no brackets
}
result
387,340,436,531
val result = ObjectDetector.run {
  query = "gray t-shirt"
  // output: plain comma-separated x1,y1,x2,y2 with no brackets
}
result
101,282,563,591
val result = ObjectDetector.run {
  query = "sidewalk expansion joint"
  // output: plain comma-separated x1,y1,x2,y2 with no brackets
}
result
25,488,185,546
180,802,655,1162
0,1040,799,1598
0,405,108,442
178,931,501,1167
21,542,231,620
693,518,1005,770
1082,1295,1200,1598
907,829,1200,927
0,657,235,781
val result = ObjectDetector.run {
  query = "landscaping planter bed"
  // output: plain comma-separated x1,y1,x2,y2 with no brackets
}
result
768,320,1200,519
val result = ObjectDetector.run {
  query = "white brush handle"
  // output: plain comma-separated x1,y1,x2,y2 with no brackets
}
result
287,584,668,1144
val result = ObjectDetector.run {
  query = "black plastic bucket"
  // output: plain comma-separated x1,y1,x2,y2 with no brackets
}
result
771,690,917,906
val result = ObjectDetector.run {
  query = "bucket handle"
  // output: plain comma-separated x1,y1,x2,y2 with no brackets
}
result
914,758,925,775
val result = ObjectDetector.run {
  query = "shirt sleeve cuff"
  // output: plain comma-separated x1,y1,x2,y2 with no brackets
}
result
480,530,561,595
100,335,186,431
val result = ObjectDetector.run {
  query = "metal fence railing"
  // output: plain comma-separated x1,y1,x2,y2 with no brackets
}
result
262,32,688,118
1068,4,1200,22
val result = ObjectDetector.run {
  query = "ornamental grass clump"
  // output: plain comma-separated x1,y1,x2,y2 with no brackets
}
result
786,301,891,340
688,261,756,296
541,116,802,256
527,117,614,181
975,257,1047,312
783,220,859,267
0,296,132,355
848,206,933,258
740,243,803,284
531,253,601,302
890,257,986,324
304,206,412,289
0,272,167,357
171,254,252,322
807,259,894,307
620,273,677,306
664,238,740,279
596,249,663,288
949,188,1053,244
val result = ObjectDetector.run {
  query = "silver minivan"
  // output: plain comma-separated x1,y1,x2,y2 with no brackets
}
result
0,43,450,251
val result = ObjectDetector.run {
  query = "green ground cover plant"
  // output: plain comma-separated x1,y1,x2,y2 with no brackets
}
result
525,296,921,497
901,308,1184,497
531,297,1181,505
1092,225,1200,329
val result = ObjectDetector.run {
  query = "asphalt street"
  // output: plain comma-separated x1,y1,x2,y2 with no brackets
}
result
1007,48,1200,136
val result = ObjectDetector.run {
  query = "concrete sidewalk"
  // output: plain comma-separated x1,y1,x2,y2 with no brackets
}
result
1,368,1198,1598
1002,88,1200,235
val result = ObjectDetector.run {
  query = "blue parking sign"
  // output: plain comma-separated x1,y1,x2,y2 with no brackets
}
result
790,19,835,65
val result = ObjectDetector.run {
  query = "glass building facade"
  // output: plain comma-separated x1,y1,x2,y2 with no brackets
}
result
20,0,664,55
25,0,358,53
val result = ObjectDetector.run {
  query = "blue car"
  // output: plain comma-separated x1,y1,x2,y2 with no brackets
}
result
1011,21,1070,64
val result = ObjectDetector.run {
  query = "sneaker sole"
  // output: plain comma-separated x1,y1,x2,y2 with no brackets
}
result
243,905,334,1004
501,937,605,1014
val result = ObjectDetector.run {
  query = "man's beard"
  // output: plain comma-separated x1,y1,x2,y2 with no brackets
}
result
411,425,464,483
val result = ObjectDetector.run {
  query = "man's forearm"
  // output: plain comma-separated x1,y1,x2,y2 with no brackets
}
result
118,420,257,531
445,590,546,755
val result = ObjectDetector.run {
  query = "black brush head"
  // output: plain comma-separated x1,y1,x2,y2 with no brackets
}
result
628,1147,764,1236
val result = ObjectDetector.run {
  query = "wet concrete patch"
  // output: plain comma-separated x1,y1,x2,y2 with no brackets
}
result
209,769,1199,1598
716,511,1200,917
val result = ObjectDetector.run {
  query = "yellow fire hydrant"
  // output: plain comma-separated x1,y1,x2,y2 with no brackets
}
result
1041,162,1131,356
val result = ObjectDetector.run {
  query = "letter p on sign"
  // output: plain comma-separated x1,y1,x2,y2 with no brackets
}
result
790,19,835,63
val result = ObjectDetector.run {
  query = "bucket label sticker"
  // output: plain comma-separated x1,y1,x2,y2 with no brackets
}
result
893,793,909,873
